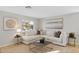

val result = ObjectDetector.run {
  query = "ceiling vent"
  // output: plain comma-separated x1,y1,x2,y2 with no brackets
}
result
25,6,32,8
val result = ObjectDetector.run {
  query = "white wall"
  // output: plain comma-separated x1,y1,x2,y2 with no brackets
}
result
0,11,38,47
40,13,79,33
63,13,79,32
63,13,79,44
40,13,79,45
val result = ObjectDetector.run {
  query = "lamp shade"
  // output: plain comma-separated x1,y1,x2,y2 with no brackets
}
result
29,21,34,25
17,29,21,33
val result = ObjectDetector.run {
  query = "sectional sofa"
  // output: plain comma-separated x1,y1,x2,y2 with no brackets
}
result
22,30,68,46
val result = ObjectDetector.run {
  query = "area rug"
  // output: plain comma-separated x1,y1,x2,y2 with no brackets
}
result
29,42,53,53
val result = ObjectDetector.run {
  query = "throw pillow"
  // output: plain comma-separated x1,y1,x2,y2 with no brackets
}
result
54,31,61,38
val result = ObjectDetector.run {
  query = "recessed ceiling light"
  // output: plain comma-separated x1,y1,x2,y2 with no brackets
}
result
25,6,32,8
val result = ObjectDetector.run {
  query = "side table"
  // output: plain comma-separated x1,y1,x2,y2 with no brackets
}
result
14,34,23,44
68,33,76,47
68,37,76,47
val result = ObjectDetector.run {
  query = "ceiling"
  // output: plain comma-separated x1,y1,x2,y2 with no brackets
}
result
0,6,79,18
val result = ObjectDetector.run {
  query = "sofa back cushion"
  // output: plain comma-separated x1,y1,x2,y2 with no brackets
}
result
46,31,54,36
25,30,36,36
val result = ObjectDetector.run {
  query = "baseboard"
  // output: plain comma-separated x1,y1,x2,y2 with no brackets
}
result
0,42,15,48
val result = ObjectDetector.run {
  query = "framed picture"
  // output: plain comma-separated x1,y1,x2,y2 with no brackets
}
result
44,17,63,29
3,17,17,30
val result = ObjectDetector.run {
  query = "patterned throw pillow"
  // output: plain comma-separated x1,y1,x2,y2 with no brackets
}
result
54,31,61,38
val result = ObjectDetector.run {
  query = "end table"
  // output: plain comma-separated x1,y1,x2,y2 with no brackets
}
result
14,34,23,44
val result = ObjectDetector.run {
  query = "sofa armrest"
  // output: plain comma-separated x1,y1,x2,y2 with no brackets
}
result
60,32,68,46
